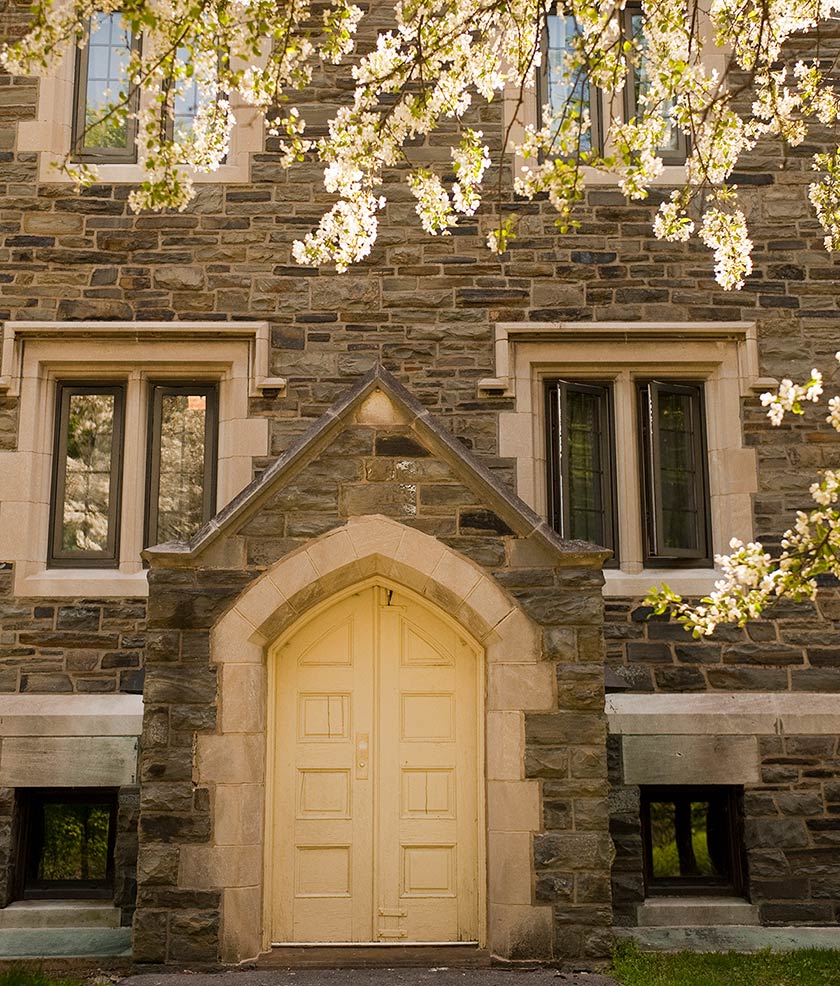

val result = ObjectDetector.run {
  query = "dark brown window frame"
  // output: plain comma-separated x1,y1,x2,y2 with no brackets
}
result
144,381,219,548
15,788,118,901
638,379,712,567
72,12,140,163
545,379,618,561
640,785,746,898
621,2,689,165
49,382,126,569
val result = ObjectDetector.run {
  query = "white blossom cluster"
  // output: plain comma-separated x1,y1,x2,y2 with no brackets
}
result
647,354,840,635
5,0,840,282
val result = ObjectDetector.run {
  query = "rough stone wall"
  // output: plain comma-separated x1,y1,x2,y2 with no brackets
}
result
135,416,612,963
605,594,840,694
0,787,20,907
608,733,840,927
0,566,145,694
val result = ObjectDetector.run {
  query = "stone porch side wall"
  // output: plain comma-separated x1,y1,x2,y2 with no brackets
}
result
135,516,611,964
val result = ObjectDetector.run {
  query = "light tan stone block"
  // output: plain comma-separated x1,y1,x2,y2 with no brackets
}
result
235,574,286,630
212,610,266,665
306,529,357,577
221,665,266,734
486,711,524,781
488,664,555,712
393,526,446,577
179,844,263,889
213,784,265,846
487,608,540,664
487,780,540,832
345,516,404,562
488,831,533,904
221,885,263,962
355,390,408,425
460,577,514,633
269,550,320,608
488,902,553,960
196,734,264,785
429,551,481,608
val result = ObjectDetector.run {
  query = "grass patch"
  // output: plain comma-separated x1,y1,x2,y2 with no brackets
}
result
611,940,840,986
0,970,86,986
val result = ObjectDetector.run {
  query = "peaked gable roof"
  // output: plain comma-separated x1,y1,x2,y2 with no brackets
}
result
143,364,610,568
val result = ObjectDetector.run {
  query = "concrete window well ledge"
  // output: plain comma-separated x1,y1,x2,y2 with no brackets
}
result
608,691,840,953
0,694,141,959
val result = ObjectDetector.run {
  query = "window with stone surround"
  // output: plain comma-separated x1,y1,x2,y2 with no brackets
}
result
0,321,275,597
536,4,688,164
17,40,262,185
640,786,745,897
485,321,773,595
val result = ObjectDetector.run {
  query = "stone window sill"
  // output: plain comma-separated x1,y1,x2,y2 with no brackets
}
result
603,568,719,598
20,569,148,598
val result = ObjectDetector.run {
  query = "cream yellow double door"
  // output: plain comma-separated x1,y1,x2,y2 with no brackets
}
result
271,583,481,945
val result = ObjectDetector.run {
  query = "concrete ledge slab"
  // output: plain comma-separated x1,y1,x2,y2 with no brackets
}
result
636,897,760,928
607,692,840,736
0,901,121,930
0,695,143,737
0,927,131,957
622,734,759,785
617,925,840,953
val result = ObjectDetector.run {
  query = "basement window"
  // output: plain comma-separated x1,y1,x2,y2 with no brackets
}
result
641,786,745,896
18,789,117,899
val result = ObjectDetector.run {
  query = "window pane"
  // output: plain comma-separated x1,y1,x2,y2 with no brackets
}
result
546,14,593,152
81,12,133,150
154,391,210,542
565,388,605,542
656,389,700,552
627,10,681,155
649,798,731,881
173,48,202,141
61,392,117,553
38,802,111,882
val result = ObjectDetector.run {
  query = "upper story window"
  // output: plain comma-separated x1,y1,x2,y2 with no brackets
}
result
49,380,219,568
546,378,711,566
540,4,687,163
72,12,138,162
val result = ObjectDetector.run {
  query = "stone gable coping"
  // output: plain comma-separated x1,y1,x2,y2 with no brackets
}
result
143,363,610,569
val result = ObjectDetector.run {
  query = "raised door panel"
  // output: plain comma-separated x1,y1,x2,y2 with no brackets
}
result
272,589,375,943
377,588,480,943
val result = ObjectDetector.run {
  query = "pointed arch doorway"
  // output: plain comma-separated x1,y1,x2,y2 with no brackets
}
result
266,578,485,946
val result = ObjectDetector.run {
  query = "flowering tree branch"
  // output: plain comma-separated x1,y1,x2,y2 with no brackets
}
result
4,0,840,284
645,359,840,637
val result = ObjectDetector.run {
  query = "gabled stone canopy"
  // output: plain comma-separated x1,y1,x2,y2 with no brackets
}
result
135,364,613,965
143,363,610,570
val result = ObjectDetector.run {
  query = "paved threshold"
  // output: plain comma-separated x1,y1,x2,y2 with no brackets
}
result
122,969,619,986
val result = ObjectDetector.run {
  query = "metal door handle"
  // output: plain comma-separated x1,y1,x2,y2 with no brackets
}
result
356,732,369,779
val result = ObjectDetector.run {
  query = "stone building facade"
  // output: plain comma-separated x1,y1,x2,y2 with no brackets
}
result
1,0,840,964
